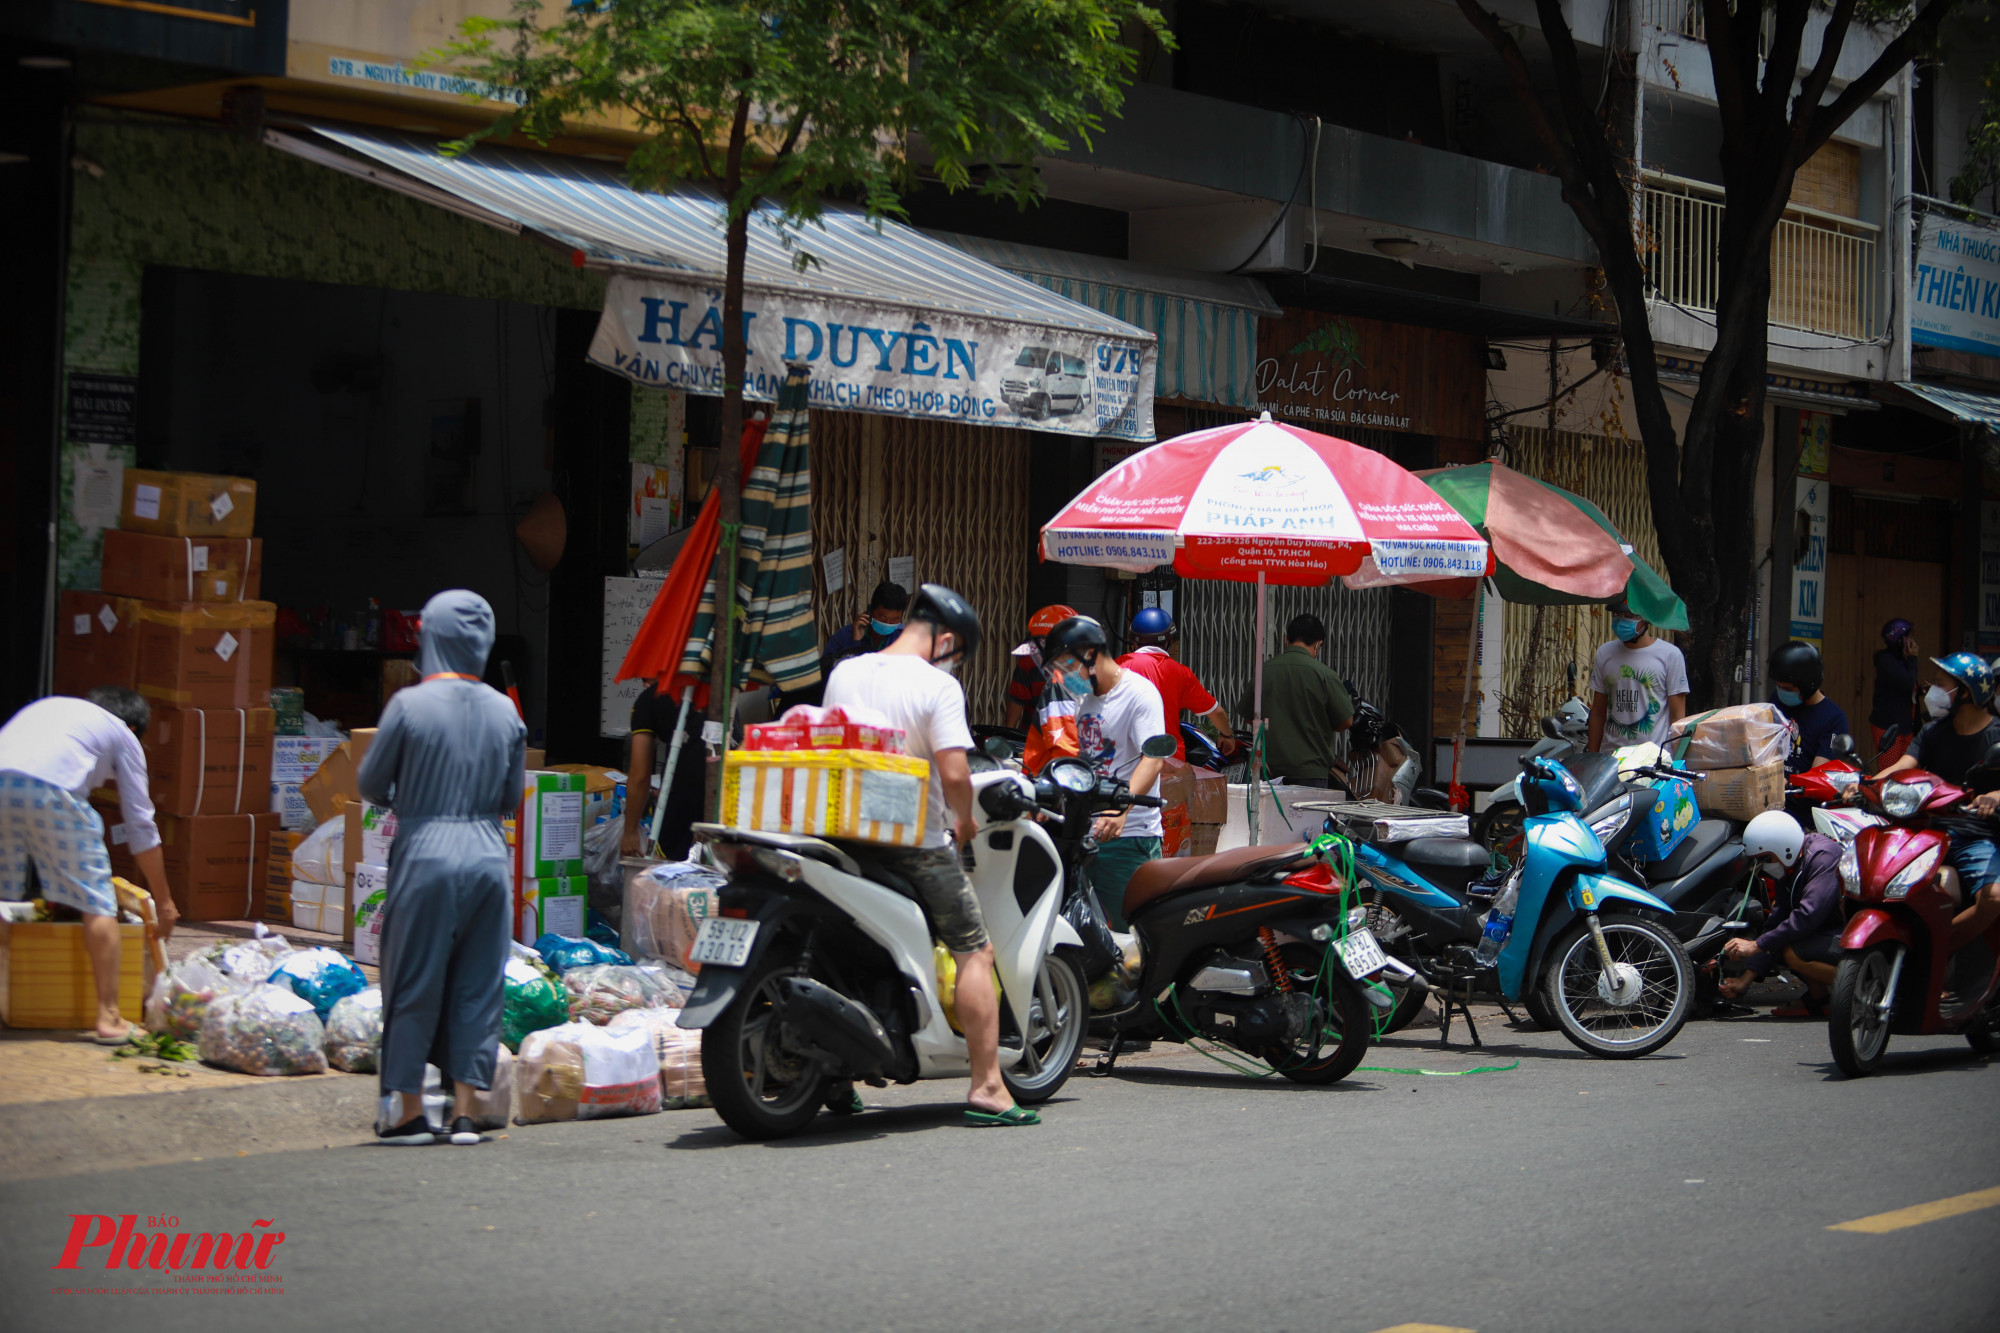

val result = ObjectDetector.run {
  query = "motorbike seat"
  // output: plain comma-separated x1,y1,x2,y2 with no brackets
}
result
692,823,859,875
1639,818,1731,884
1397,837,1492,901
837,844,948,937
1122,843,1309,919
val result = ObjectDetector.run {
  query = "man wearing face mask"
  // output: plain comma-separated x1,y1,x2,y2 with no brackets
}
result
1767,641,1849,776
1878,652,2000,951
820,580,907,676
1586,599,1689,752
1717,811,1843,1015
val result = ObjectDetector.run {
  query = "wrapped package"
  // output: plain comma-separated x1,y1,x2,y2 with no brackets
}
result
289,816,346,884
607,1007,709,1109
509,939,562,985
198,985,328,1076
453,1048,515,1130
202,929,294,985
563,961,684,1025
145,953,244,1040
533,933,632,974
324,986,384,1072
622,861,724,970
501,955,570,1051
515,1022,662,1122
1666,702,1790,770
267,946,369,1018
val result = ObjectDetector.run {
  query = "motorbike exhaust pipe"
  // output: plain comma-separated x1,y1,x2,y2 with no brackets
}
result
772,976,896,1079
1376,955,1433,996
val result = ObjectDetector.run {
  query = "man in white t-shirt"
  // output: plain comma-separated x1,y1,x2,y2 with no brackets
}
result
1042,616,1167,930
1587,598,1690,751
822,584,1032,1126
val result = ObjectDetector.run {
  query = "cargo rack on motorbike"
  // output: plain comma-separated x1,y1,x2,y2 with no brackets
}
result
1291,800,1471,845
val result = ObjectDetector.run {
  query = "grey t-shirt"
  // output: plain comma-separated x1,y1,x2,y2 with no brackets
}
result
1589,638,1689,749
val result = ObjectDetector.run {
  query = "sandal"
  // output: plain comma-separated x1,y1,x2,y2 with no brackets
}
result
964,1105,1040,1127
91,1025,142,1046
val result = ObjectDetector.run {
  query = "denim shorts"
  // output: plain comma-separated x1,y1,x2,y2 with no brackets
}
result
1945,830,2000,892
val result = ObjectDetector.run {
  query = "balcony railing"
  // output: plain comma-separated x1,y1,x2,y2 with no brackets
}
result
1639,1,1772,54
1640,173,1881,340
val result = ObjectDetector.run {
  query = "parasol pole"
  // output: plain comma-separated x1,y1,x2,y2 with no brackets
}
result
649,684,696,857
1249,570,1266,847
1449,579,1485,813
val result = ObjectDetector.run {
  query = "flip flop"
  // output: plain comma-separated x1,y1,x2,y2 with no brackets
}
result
91,1025,142,1046
964,1105,1040,1127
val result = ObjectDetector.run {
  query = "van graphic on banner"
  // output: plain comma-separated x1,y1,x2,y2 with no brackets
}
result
589,275,1156,442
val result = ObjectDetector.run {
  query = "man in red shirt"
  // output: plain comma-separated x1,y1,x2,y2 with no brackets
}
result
1115,607,1239,762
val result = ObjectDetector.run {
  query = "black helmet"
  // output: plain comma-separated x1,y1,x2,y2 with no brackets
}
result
1767,640,1823,698
907,583,981,667
1348,698,1394,752
1043,615,1110,669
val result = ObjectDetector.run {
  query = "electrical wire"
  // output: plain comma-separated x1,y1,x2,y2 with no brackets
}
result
1228,112,1314,276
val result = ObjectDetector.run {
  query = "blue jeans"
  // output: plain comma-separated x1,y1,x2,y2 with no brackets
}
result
1945,830,2000,894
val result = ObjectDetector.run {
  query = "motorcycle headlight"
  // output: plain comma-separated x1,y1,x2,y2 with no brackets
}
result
1586,800,1631,845
1881,781,1929,818
1884,847,1941,900
1839,849,1861,897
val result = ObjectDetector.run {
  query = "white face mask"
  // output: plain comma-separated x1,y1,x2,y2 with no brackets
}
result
1925,684,1956,720
1759,857,1786,880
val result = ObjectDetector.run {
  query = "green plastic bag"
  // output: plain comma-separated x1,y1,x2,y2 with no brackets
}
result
502,957,569,1052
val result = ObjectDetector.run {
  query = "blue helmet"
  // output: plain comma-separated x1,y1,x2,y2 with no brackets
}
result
1932,651,1994,708
1130,605,1176,647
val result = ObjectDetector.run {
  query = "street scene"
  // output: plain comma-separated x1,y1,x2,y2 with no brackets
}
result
3,3,1999,1331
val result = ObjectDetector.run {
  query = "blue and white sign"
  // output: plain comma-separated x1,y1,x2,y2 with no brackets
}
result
590,274,1155,441
1913,212,2000,357
1790,477,1828,647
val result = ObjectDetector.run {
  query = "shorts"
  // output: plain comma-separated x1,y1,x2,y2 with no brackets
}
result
1945,830,2000,892
0,773,118,916
871,842,988,954
1781,932,1844,967
1088,835,1164,932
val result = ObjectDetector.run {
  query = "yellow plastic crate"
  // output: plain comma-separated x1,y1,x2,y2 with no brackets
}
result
0,920,150,1030
722,749,930,848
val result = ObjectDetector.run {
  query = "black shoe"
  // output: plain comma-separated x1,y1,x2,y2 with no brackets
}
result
376,1116,438,1146
446,1116,486,1145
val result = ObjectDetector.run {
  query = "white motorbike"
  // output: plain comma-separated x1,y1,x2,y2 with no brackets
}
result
677,766,1099,1140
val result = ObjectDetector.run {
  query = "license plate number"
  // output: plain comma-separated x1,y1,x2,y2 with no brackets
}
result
689,917,759,968
1335,928,1388,979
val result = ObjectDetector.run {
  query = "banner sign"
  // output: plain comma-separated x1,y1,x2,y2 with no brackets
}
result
1252,309,1485,439
590,274,1155,441
1790,476,1829,647
1913,211,2000,358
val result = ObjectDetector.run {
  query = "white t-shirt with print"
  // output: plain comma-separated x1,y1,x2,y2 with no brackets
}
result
1589,638,1689,749
1076,668,1168,840
823,651,974,848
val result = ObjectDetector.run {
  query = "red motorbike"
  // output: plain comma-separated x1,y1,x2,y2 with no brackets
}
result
1829,761,2000,1076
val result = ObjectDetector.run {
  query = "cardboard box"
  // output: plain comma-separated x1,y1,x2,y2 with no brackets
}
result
344,799,396,869
272,735,340,785
1667,703,1790,771
517,771,588,881
1700,760,1787,821
120,469,257,538
53,591,144,696
1161,803,1192,858
299,728,375,828
267,830,304,919
524,747,546,771
100,529,262,604
1188,822,1222,857
153,812,282,922
134,601,275,709
269,783,312,831
142,706,274,816
544,764,624,796
1190,768,1228,825
1156,757,1195,809
352,863,389,962
721,750,930,848
270,687,305,736
0,920,149,1029
519,874,589,945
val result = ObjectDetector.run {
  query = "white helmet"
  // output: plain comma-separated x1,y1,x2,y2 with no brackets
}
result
1742,810,1806,867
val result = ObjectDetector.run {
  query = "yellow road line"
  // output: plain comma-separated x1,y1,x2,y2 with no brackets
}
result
1828,1184,2000,1234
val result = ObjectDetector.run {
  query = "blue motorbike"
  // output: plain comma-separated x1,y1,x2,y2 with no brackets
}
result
1346,754,1696,1059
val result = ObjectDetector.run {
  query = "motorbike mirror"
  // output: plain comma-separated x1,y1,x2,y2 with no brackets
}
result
1141,734,1178,759
982,737,1011,760
1826,732,1856,761
1540,716,1564,740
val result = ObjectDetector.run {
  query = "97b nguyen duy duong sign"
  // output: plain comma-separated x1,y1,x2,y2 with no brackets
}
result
590,274,1156,441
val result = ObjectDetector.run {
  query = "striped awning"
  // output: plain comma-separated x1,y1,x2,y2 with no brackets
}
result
930,232,1278,409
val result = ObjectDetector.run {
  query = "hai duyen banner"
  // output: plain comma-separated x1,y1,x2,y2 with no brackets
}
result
1913,210,2000,358
590,274,1156,442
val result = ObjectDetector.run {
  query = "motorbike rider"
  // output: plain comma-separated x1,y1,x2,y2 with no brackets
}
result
1768,641,1849,776
1718,811,1845,1016
1002,603,1078,731
821,584,1034,1127
1043,615,1167,931
1878,651,2000,951
1115,606,1239,764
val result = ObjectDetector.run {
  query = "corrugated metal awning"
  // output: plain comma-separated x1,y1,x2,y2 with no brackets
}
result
1886,380,2000,430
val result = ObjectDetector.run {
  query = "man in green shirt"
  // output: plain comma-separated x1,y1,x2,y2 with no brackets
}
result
1238,614,1355,787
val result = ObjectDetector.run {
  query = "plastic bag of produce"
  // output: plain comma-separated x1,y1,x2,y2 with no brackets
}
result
267,946,369,1019
622,861,723,970
533,933,631,973
145,953,244,1040
501,956,569,1052
202,928,295,985
198,985,328,1077
1666,702,1790,770
454,1048,515,1131
562,962,683,1024
515,1022,661,1122
324,986,384,1072
606,1007,708,1109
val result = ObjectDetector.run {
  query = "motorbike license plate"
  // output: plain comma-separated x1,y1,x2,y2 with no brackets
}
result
689,917,759,968
1335,928,1388,979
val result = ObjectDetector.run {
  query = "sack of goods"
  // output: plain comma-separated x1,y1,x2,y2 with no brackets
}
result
198,985,329,1077
622,860,723,973
1664,702,1788,820
724,703,929,847
533,932,631,974
266,946,368,1019
515,1022,663,1123
324,986,384,1073
606,1007,708,1109
501,954,569,1052
145,953,246,1041
562,962,684,1025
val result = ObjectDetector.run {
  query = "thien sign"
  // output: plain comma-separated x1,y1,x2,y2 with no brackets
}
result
1913,210,2000,358
590,275,1155,441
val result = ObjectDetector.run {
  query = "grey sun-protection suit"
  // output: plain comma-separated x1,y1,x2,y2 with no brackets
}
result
358,590,526,1097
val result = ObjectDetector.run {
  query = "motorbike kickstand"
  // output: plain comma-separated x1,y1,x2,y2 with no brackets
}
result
1091,1033,1127,1077
1437,975,1483,1050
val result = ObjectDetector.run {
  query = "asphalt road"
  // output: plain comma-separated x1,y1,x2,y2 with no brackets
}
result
4,1007,1997,1333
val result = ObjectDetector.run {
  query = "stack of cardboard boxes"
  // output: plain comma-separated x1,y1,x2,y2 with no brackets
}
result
81,470,281,923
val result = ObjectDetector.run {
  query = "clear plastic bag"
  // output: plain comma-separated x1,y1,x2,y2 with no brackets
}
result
198,985,328,1077
323,986,383,1072
606,1007,708,1109
622,861,724,969
202,927,295,985
563,962,683,1025
515,1022,660,1122
267,946,369,1019
501,956,570,1052
146,954,245,1040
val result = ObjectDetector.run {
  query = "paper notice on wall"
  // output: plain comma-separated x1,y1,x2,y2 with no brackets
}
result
601,575,666,738
74,614,90,635
71,445,122,531
630,462,679,549
638,495,674,548
886,556,914,592
823,547,847,595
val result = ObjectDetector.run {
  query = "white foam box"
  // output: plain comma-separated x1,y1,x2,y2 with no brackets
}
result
289,878,328,933
271,736,342,785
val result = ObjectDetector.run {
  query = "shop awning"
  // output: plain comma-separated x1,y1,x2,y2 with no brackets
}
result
929,233,1278,410
1884,380,2000,431
269,124,1158,441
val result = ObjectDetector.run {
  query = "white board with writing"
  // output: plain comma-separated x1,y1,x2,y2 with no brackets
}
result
602,575,668,738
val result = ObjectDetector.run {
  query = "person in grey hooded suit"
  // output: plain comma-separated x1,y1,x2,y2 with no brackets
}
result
358,590,526,1145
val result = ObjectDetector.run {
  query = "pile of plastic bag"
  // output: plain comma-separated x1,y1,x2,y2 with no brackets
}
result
198,986,328,1077
622,860,724,971
533,933,631,974
516,1022,662,1122
267,947,369,1019
606,1007,708,1109
200,929,294,985
501,955,570,1052
145,953,243,1041
562,962,683,1025
324,987,384,1073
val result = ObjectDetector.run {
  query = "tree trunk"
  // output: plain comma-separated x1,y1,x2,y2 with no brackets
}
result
704,96,754,817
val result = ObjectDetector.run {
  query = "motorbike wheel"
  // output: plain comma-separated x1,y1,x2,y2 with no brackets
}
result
1261,943,1371,1085
1001,953,1089,1104
1356,900,1430,1035
1474,800,1525,863
701,955,831,1141
1969,1020,1999,1056
1828,947,1895,1077
1542,913,1693,1059
1519,984,1557,1032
